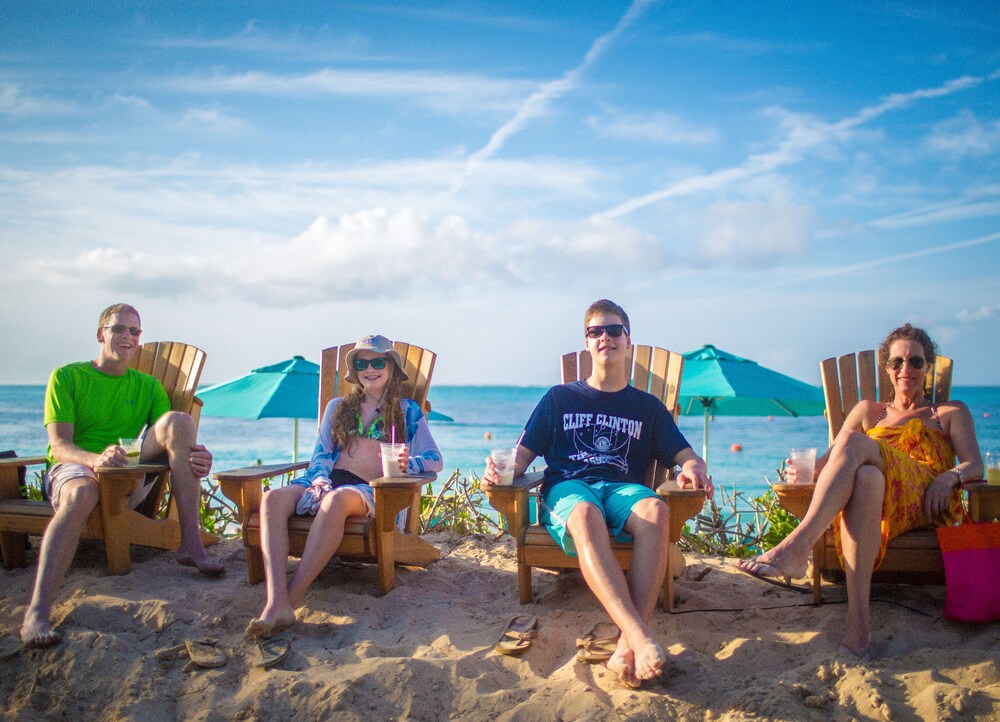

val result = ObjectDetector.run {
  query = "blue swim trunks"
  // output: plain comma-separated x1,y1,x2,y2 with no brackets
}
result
539,479,659,556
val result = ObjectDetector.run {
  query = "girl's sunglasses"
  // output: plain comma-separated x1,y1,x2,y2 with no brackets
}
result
353,357,389,371
585,324,628,339
886,356,925,371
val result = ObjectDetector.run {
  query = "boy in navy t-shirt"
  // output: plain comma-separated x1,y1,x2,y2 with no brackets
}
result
484,299,711,688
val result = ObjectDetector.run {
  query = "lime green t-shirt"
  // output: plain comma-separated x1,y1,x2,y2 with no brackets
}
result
43,362,171,465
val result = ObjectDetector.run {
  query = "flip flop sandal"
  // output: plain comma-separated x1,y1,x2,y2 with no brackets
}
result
184,638,228,669
576,622,619,663
494,614,538,656
0,635,22,662
735,559,811,594
253,638,290,669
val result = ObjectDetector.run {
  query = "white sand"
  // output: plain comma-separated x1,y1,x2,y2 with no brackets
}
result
1,534,998,721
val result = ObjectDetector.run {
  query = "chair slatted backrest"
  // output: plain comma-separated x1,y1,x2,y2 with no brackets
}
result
129,342,207,419
561,345,685,488
820,350,952,445
318,342,437,420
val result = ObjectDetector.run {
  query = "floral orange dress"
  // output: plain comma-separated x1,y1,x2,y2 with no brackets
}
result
833,408,962,570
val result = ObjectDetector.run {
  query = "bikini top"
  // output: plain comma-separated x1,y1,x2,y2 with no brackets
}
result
873,402,944,433
356,413,387,440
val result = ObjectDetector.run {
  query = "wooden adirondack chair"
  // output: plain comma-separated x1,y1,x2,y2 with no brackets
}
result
0,341,218,575
484,345,707,612
773,350,1000,603
216,341,439,595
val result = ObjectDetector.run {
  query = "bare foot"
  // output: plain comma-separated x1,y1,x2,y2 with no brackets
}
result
632,638,667,681
246,608,296,639
21,610,61,649
176,552,226,577
841,626,871,660
607,641,640,688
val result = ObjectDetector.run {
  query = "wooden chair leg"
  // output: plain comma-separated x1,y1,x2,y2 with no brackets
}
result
662,553,673,612
246,545,265,585
99,495,131,575
1,531,28,569
812,539,823,605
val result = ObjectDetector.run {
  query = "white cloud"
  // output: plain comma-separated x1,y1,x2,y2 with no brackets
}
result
957,304,996,323
164,68,533,116
451,0,657,191
597,72,990,220
925,110,1000,158
696,193,816,263
586,109,717,145
179,107,248,133
0,83,74,115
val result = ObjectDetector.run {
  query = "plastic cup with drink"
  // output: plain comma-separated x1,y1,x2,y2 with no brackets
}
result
380,443,407,478
490,448,517,485
788,448,817,484
986,451,1000,486
120,437,142,466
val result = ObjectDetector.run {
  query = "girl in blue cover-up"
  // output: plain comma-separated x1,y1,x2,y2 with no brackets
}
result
247,335,442,638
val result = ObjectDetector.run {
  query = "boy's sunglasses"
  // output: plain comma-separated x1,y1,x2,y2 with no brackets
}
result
886,356,925,371
586,324,628,339
103,324,143,337
353,357,389,371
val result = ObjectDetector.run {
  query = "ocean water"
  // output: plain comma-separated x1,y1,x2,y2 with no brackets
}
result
3,385,999,501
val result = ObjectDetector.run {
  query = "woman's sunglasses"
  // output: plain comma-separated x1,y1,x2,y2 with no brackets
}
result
886,356,925,371
353,357,389,371
585,324,628,339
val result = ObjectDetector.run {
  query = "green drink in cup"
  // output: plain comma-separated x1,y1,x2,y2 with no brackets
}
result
120,437,142,466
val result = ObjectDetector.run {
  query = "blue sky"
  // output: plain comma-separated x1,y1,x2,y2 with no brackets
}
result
2,1,998,387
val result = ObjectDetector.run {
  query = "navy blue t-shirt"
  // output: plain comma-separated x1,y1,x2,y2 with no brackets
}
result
521,380,691,492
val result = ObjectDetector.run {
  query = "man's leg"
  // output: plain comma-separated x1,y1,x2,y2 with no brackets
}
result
21,476,99,647
145,411,223,575
565,501,665,687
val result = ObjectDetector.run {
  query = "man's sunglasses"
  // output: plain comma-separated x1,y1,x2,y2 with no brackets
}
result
353,357,389,371
886,356,925,370
103,324,142,337
585,324,628,339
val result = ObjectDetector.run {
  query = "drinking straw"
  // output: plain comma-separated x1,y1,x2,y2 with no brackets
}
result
391,426,396,444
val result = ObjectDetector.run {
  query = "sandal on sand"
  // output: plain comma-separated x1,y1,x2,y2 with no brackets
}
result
0,636,22,662
576,622,619,664
494,615,538,656
253,638,290,669
185,638,228,668
735,558,811,593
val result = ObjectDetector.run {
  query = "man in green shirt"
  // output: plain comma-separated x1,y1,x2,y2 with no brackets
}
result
21,303,224,648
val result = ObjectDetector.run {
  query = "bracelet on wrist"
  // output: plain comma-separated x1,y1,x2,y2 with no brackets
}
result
950,467,964,487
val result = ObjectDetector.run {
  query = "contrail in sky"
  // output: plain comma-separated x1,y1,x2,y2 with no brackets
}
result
595,72,994,220
449,0,658,193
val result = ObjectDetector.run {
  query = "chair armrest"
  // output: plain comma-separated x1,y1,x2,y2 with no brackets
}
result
965,482,1000,522
0,455,47,468
93,463,169,502
483,471,544,537
0,455,48,500
655,485,707,543
772,482,816,521
213,461,309,485
369,472,437,490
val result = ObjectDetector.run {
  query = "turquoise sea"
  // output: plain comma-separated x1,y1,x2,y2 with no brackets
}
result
3,385,999,500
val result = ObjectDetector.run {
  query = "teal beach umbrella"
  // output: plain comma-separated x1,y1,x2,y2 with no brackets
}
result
678,344,825,462
198,355,320,462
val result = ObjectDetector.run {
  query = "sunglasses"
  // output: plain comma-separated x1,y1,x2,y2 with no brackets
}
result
886,356,925,371
353,357,389,371
103,324,142,337
585,324,628,339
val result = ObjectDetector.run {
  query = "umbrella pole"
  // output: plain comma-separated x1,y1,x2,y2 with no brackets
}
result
702,407,710,463
293,418,299,462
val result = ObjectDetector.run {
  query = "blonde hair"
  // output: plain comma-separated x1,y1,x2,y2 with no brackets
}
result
98,303,140,329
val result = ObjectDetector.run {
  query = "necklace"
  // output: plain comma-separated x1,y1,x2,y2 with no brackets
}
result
365,387,388,414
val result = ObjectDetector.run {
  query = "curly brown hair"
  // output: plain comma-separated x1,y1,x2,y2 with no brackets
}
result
330,360,407,452
878,323,938,368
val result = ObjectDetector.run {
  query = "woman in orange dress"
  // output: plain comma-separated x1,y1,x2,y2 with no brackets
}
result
738,324,983,657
